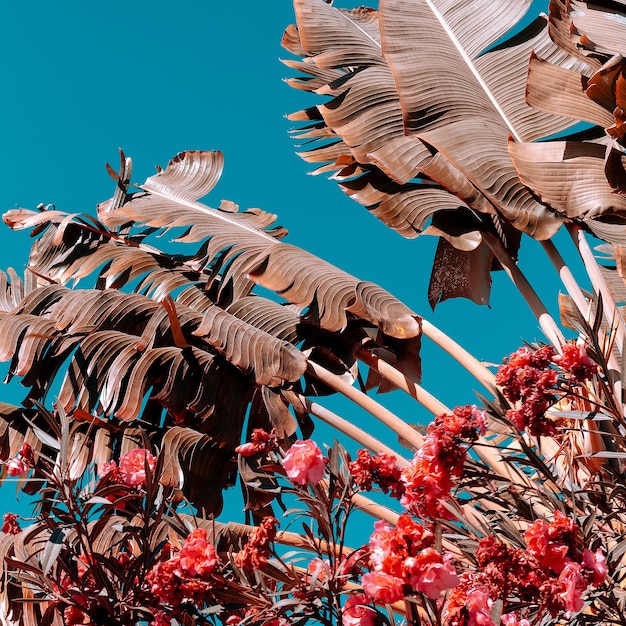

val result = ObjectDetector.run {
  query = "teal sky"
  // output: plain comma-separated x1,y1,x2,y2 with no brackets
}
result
0,1,583,522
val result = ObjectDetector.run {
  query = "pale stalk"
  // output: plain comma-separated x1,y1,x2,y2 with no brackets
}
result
483,232,565,350
345,490,401,525
542,236,623,413
420,319,497,395
540,238,590,316
276,529,356,557
356,348,450,416
306,360,424,449
298,395,410,467
567,223,626,353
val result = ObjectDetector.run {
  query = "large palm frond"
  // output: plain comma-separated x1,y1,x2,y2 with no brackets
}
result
283,0,622,307
0,150,423,515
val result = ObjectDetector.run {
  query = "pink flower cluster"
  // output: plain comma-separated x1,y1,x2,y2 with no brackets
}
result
233,516,279,570
401,405,486,520
146,528,218,609
361,515,459,603
100,448,157,487
443,512,607,624
496,343,597,436
282,439,325,486
349,406,486,521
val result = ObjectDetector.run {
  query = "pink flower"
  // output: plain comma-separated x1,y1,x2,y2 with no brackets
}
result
361,570,405,603
524,518,570,573
465,586,495,626
178,528,218,578
582,548,607,586
118,448,157,486
5,457,26,476
282,440,325,485
100,460,117,477
404,549,460,599
369,519,404,577
234,442,259,456
308,558,330,583
558,562,587,617
342,593,377,626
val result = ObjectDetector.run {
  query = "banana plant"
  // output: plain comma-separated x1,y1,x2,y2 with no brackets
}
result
1,0,626,624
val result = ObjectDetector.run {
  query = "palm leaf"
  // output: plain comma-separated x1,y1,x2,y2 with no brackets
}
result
282,0,596,309
103,149,420,338
0,147,427,515
509,1,626,238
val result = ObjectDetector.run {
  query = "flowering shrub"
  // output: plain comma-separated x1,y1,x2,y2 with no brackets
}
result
0,340,621,625
1,1,626,622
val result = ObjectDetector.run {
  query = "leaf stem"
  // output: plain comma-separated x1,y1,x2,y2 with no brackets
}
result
306,360,424,450
298,395,410,467
420,319,496,394
567,223,626,353
356,348,450,416
482,232,565,350
541,236,624,405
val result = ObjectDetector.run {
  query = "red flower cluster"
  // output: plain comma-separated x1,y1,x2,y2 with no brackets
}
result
342,593,377,626
348,449,404,497
1,512,20,535
496,343,597,437
235,428,279,457
496,346,559,436
234,516,279,570
524,510,579,574
401,405,486,520
146,528,218,609
443,513,607,623
361,515,459,603
552,343,598,382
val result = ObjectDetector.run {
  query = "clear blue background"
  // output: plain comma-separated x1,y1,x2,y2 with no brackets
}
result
0,1,582,525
